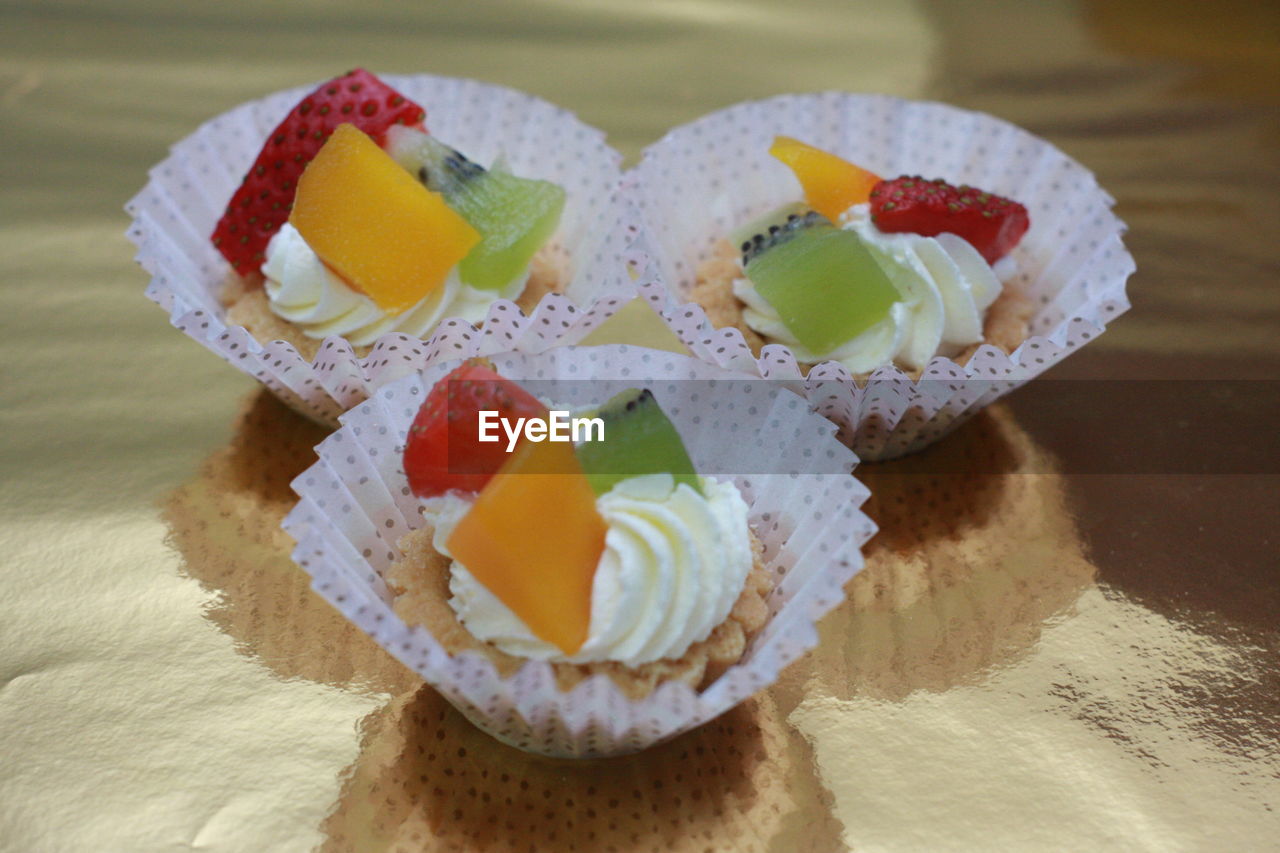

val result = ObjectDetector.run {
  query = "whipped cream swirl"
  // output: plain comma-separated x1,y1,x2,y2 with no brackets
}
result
425,472,754,667
261,223,525,346
734,204,1004,373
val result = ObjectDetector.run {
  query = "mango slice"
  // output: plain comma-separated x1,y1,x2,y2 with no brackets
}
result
445,430,606,656
290,123,479,315
769,136,881,222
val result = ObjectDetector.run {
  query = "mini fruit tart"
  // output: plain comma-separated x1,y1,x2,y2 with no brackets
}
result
386,360,771,700
626,94,1132,461
214,69,569,361
690,137,1034,376
284,343,872,755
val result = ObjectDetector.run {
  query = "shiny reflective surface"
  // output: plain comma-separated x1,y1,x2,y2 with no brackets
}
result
2,0,1278,849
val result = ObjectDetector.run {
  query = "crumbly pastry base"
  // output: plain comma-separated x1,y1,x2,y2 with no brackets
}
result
386,523,773,701
220,243,569,363
690,239,1034,378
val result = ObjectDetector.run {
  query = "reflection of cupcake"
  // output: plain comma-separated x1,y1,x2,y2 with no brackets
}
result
285,344,872,757
833,406,1097,700
128,70,625,424
386,362,771,700
629,93,1133,459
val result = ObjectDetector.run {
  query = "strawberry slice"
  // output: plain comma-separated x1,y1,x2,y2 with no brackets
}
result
404,360,549,498
211,68,426,275
868,176,1029,264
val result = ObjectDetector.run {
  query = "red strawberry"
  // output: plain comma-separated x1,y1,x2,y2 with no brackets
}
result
404,360,549,498
868,176,1029,264
211,68,426,275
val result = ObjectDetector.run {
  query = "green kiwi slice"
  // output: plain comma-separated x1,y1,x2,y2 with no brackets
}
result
740,208,900,353
573,389,701,497
387,128,565,292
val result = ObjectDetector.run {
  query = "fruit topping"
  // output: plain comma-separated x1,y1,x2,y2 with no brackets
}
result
729,202,809,250
738,207,901,353
769,136,881,221
211,68,426,275
869,176,1029,264
404,360,548,498
290,124,479,314
386,128,566,291
577,297,691,355
445,429,606,656
573,389,700,497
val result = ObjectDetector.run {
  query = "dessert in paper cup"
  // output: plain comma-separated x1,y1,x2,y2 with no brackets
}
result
283,344,873,757
126,69,630,426
626,92,1135,459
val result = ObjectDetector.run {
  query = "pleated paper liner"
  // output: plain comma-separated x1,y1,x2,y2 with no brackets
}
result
625,92,1135,460
283,344,874,757
126,73,629,426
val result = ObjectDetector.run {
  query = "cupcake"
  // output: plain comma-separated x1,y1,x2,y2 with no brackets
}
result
385,360,771,700
128,70,627,424
627,93,1134,459
284,344,872,757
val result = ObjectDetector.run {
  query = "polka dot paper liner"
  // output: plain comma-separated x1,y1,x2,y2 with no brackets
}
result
126,74,629,427
625,92,1135,460
283,344,874,758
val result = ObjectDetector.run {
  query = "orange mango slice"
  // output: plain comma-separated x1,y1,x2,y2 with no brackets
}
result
290,123,479,315
445,430,606,656
769,136,881,222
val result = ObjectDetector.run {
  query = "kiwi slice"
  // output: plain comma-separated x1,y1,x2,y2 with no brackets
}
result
729,202,809,249
740,208,900,354
574,389,701,497
387,128,565,291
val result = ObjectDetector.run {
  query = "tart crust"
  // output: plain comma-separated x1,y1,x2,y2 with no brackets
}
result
386,523,773,700
689,238,1033,378
220,244,568,362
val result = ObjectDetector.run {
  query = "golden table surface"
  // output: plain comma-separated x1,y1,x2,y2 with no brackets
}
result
1,1,1276,849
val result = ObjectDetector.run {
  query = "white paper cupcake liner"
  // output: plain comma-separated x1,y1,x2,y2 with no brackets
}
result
126,73,631,426
282,344,873,758
625,92,1135,460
